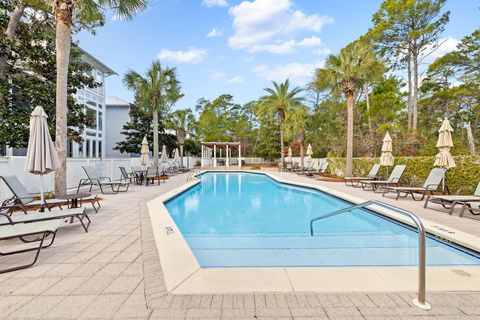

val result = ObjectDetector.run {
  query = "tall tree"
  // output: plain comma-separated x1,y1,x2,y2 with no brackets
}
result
167,108,196,167
257,79,304,165
51,0,147,194
315,41,380,176
0,1,95,151
286,105,309,169
114,103,177,155
123,60,181,167
371,0,450,137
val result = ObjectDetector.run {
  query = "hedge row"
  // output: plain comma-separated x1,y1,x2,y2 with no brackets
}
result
326,155,480,195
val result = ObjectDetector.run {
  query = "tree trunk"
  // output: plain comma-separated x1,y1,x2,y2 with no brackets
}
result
152,109,159,167
179,144,184,168
54,3,73,196
407,53,413,130
279,121,285,165
364,83,375,156
412,50,419,136
299,141,304,170
466,122,476,155
346,92,354,177
0,1,26,109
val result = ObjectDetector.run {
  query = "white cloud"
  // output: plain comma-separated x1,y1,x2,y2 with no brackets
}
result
210,70,226,79
253,61,324,85
158,47,207,64
207,28,223,38
314,47,331,55
421,37,460,63
227,75,245,83
202,0,228,7
228,0,333,53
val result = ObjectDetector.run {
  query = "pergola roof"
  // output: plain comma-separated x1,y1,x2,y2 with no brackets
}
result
201,142,242,148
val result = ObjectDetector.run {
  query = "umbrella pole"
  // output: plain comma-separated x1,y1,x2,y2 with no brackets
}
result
39,174,45,212
442,167,446,193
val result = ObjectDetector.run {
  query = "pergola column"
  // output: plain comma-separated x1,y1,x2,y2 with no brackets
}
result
226,145,229,167
238,145,242,168
213,144,217,167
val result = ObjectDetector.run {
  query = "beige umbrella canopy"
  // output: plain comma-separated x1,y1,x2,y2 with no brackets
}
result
140,136,150,167
380,132,394,167
434,118,456,169
434,118,456,191
160,145,168,163
286,147,293,163
24,106,61,207
306,143,313,163
174,148,180,164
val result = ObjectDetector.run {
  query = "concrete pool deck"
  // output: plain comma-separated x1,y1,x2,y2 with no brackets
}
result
0,170,480,319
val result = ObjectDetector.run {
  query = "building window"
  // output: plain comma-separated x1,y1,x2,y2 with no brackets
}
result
98,111,103,131
79,141,84,157
86,139,91,158
92,140,97,158
98,141,102,158
86,108,97,130
67,140,73,157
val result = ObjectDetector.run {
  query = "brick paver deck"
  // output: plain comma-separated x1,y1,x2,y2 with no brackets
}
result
1,171,480,319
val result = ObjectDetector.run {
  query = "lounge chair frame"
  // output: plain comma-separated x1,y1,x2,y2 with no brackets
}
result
0,220,63,273
424,182,480,217
360,165,407,193
383,168,447,201
0,207,91,233
77,166,129,194
344,164,381,187
0,176,64,213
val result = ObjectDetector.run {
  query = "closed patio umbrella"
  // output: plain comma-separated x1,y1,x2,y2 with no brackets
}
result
160,145,168,163
434,118,456,191
286,147,293,163
140,136,150,168
174,148,180,164
306,143,313,163
380,132,394,176
24,106,61,210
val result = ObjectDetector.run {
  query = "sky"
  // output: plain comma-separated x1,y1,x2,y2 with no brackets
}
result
75,0,480,111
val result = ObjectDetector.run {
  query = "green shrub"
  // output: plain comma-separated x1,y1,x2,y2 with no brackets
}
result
327,155,480,194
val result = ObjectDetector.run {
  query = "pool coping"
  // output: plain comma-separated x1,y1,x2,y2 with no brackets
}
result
147,170,480,294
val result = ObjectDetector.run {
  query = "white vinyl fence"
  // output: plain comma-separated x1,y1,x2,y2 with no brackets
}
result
0,156,199,202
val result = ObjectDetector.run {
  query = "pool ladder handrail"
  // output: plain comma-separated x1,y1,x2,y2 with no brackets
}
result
186,169,201,181
309,200,431,310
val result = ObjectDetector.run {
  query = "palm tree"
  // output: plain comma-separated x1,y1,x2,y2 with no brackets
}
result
258,79,304,165
51,0,147,195
286,105,309,169
315,41,379,176
167,108,196,168
123,60,181,168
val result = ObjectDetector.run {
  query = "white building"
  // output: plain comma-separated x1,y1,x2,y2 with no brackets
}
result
6,48,116,158
67,49,117,158
105,96,132,158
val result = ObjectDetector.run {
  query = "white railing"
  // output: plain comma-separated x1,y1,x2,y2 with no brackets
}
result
0,156,200,201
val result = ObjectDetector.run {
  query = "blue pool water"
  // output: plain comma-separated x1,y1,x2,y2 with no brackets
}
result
165,172,480,267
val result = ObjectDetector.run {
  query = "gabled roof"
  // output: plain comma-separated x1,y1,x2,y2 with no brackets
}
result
79,48,117,76
106,96,131,106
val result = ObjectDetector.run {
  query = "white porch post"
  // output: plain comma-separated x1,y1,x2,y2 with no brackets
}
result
213,144,217,167
226,145,229,167
238,144,242,168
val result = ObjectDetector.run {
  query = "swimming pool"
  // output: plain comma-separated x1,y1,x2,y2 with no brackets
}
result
165,172,480,267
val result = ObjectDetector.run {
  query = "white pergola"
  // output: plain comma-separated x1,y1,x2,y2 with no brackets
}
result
201,142,242,168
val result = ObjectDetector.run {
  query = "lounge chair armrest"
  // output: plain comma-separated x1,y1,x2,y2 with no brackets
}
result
0,212,14,224
99,176,112,182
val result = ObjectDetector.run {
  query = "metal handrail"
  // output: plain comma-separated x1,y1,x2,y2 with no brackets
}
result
309,200,431,310
186,169,201,181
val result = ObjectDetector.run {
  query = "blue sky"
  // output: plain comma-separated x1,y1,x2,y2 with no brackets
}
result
76,0,479,110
